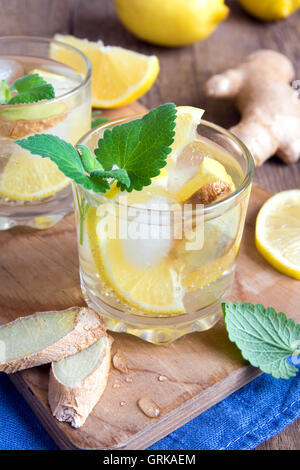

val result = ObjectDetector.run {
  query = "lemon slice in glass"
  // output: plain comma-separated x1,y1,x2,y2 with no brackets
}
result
255,190,300,280
29,68,79,97
173,156,234,202
0,148,69,201
86,199,185,315
171,106,204,158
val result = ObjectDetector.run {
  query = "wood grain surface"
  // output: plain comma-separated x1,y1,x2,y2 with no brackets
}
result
0,0,73,37
1,183,298,450
0,0,299,450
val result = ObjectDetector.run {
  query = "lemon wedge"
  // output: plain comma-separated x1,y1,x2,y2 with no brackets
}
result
0,149,69,201
171,106,204,158
52,35,159,108
255,190,300,280
86,204,185,315
174,156,234,202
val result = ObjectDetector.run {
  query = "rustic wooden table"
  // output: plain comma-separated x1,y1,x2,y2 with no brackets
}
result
1,0,299,450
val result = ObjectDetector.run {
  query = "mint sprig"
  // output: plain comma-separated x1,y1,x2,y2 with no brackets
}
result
16,103,177,195
0,73,55,105
95,103,176,191
223,301,300,379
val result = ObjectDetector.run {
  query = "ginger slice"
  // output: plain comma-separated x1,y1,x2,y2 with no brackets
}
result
0,112,66,139
189,180,232,205
49,334,113,428
0,307,105,373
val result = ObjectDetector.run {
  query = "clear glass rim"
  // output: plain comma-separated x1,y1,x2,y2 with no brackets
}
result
77,115,255,215
0,35,92,108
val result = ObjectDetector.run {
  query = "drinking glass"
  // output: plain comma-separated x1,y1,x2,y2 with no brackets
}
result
74,116,254,344
0,36,92,229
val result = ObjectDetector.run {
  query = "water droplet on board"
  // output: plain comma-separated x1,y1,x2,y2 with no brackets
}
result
158,375,168,382
113,349,128,374
137,397,160,418
120,401,126,407
125,377,133,383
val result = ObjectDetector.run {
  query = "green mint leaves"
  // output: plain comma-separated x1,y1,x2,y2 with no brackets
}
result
16,103,177,195
91,115,109,129
0,80,10,104
0,73,55,105
223,301,300,379
95,103,176,192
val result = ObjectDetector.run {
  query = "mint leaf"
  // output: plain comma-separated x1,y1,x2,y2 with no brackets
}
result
16,134,101,193
7,73,55,105
10,73,48,93
91,116,109,129
77,146,130,189
77,144,104,173
90,168,130,188
223,301,300,379
0,73,55,105
9,84,55,104
94,103,177,191
15,135,129,194
0,80,10,104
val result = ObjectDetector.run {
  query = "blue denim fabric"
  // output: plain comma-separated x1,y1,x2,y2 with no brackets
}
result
0,372,299,450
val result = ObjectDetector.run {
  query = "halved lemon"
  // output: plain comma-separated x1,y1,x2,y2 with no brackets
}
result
86,205,185,315
52,35,159,108
255,190,300,280
0,149,69,201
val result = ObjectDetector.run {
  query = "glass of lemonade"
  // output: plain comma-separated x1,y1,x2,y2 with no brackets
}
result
74,116,254,344
0,36,91,230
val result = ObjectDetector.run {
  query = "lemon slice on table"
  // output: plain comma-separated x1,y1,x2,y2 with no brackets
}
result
255,190,300,280
52,35,159,108
86,203,185,315
0,149,69,201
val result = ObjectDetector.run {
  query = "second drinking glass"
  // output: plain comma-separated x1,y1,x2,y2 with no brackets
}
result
0,36,92,229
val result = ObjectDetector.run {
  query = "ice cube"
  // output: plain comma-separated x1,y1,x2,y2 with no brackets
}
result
0,59,24,86
168,140,205,194
122,196,176,268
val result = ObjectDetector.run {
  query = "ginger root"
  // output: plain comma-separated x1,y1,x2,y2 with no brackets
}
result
49,334,112,428
205,50,300,166
0,307,105,373
0,113,66,139
188,180,232,205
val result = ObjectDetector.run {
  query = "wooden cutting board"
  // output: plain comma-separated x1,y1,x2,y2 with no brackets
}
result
0,103,299,450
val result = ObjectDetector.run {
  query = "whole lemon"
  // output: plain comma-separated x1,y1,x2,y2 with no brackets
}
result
114,0,228,47
239,0,300,21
